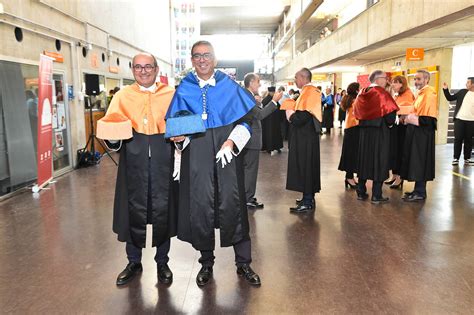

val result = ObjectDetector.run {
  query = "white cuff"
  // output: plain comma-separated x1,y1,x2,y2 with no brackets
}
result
228,124,251,155
174,137,190,151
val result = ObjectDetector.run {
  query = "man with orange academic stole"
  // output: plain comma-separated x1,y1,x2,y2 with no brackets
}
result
353,70,399,204
97,53,177,286
401,69,438,202
284,68,322,213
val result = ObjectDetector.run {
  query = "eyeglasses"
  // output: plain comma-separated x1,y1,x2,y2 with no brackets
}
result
191,53,213,61
132,64,156,72
375,76,387,80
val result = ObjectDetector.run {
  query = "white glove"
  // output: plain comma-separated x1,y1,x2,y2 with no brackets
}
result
286,109,295,121
215,146,233,168
173,149,181,181
395,115,400,125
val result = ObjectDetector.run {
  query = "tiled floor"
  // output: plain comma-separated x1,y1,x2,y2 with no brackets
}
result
1,132,473,314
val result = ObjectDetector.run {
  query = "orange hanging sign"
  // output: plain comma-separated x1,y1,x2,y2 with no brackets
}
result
406,48,424,61
43,51,64,63
91,53,99,68
109,66,119,73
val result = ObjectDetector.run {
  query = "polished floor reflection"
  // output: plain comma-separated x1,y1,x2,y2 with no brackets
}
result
1,132,473,314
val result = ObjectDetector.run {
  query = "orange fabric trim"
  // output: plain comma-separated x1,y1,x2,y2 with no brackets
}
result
280,98,296,110
345,103,359,129
96,119,133,140
295,85,322,122
97,82,175,138
395,89,415,115
413,85,438,118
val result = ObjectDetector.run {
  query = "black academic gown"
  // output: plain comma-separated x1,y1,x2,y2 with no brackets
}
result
177,116,252,251
286,111,321,194
112,131,177,248
357,112,396,181
401,117,437,181
261,95,283,151
338,125,360,174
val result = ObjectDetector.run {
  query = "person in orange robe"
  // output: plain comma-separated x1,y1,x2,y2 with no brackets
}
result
337,82,360,189
96,53,177,286
285,68,322,213
401,69,438,202
353,70,399,204
385,75,415,189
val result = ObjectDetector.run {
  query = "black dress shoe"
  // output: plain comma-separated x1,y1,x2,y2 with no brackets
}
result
237,264,261,286
116,262,143,286
253,201,264,208
295,198,315,205
371,196,389,204
157,263,173,284
357,192,369,200
289,204,314,213
196,266,213,287
403,194,426,202
246,201,264,209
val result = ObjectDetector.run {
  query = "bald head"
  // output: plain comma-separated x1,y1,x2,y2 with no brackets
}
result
294,68,312,89
132,53,158,67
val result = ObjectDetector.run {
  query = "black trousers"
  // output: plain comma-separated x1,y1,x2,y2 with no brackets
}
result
357,179,383,198
453,119,474,160
413,181,427,197
242,148,260,202
126,240,170,265
125,155,171,265
199,239,251,268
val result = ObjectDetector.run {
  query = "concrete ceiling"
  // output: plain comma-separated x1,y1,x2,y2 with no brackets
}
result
200,0,290,35
315,14,474,71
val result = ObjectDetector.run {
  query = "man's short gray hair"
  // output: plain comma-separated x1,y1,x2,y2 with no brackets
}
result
132,53,158,67
298,68,312,82
369,70,385,83
417,69,431,82
243,73,258,88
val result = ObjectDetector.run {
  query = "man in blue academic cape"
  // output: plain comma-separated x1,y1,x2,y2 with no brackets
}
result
166,40,261,287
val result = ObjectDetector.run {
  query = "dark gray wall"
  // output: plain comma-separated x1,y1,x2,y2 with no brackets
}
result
216,60,254,81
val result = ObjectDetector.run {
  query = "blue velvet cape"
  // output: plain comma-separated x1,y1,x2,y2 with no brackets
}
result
166,70,255,129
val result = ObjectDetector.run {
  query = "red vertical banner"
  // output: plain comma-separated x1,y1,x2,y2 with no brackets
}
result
36,54,54,191
160,75,169,85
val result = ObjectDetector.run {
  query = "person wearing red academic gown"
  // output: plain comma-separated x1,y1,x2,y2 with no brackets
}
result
353,71,398,203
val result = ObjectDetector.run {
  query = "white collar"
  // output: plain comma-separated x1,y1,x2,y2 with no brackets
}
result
138,83,157,93
195,71,216,88
369,83,378,87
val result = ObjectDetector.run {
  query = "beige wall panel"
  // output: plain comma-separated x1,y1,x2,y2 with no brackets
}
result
367,0,392,44
348,13,368,53
390,0,423,35
37,0,171,63
334,26,351,57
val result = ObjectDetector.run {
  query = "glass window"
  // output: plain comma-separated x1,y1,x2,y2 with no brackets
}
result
0,61,39,196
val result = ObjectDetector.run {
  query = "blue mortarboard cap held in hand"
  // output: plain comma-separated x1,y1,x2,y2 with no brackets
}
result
164,110,206,139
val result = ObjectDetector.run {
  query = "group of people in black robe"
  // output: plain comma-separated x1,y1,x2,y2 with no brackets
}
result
338,69,438,203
